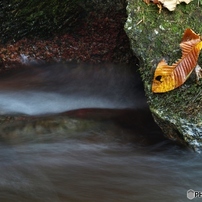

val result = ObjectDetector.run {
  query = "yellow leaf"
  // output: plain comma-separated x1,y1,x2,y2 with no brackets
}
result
152,28,202,93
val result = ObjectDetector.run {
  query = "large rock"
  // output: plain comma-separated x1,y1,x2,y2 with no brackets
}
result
124,0,202,152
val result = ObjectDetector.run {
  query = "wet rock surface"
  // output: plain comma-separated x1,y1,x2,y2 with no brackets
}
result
0,108,168,146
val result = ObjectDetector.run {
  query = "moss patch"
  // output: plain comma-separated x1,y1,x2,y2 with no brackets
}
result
0,0,126,43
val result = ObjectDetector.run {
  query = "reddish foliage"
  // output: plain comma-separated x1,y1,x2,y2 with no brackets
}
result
0,10,135,71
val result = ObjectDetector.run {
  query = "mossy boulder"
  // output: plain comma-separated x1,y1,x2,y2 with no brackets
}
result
124,0,202,152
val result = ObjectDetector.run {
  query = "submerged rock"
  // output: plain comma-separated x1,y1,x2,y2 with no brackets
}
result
124,0,202,152
0,108,169,147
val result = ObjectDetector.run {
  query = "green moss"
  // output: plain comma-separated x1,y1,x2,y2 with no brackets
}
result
0,0,126,43
0,0,85,43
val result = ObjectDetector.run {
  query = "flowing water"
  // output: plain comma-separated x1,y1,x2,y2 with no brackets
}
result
0,63,201,202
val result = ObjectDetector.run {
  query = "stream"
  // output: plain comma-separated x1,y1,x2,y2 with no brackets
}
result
0,63,201,202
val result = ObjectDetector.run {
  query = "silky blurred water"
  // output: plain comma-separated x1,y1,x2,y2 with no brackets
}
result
0,63,201,202
0,134,201,202
0,63,146,115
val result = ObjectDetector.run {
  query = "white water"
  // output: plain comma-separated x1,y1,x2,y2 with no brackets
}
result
0,63,146,115
0,90,136,115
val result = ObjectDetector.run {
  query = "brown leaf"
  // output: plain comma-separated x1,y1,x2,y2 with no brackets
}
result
152,28,202,93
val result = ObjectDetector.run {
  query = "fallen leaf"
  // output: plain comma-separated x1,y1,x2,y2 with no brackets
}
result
159,0,193,11
144,0,193,11
152,28,202,93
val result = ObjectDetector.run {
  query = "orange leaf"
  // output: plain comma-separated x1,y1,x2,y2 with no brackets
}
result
152,28,202,93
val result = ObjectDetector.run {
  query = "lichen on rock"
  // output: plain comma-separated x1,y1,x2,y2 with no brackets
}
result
124,0,202,152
